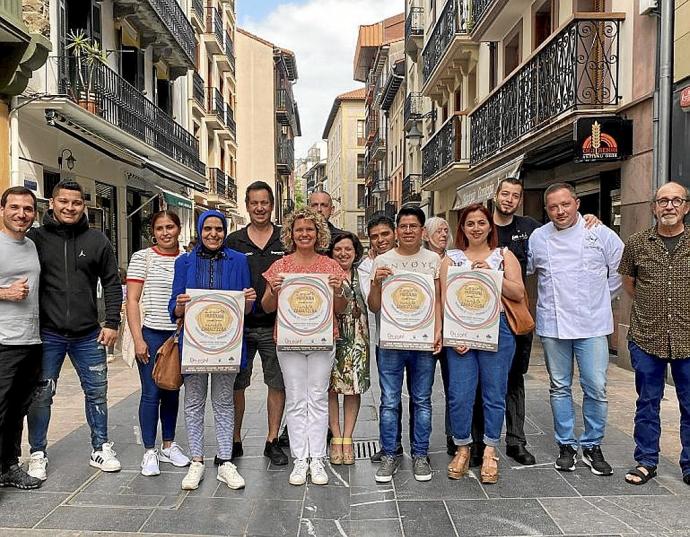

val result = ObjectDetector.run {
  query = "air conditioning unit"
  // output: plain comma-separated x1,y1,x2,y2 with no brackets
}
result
640,0,658,15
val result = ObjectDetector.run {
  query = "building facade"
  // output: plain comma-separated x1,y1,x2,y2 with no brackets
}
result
235,28,300,224
672,0,690,186
322,88,367,241
353,14,405,224
302,140,327,195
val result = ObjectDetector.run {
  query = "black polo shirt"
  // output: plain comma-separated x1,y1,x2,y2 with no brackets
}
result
226,224,285,328
496,214,541,276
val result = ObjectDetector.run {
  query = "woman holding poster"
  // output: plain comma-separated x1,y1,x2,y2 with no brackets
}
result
441,204,524,485
262,208,347,487
169,210,255,492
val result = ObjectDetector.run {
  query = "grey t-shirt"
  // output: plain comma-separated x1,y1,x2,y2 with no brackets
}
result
0,231,41,345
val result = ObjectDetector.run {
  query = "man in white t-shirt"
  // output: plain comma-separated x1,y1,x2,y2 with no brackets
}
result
368,206,441,483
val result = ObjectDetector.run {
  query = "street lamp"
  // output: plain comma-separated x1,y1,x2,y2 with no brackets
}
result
58,148,76,170
406,121,423,149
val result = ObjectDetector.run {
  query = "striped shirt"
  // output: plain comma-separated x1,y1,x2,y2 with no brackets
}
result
127,247,182,331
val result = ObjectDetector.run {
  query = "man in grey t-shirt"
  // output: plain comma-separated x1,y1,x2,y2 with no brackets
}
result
0,186,42,489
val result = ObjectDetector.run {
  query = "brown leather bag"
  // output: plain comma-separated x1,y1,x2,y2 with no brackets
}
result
499,248,535,335
152,323,183,390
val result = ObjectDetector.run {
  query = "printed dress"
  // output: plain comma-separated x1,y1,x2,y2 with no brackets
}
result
331,269,370,395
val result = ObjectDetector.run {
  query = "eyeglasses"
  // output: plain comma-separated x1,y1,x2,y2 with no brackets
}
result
398,224,421,231
655,197,687,208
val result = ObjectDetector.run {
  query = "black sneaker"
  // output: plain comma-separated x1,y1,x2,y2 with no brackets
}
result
0,465,42,490
506,444,536,466
582,446,613,476
371,445,403,463
470,443,485,468
278,426,290,447
555,444,577,472
264,438,288,466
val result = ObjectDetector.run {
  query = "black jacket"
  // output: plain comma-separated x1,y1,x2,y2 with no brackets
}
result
28,211,122,337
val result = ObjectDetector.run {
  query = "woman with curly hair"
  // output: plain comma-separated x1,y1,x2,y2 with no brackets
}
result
262,207,347,486
327,232,370,465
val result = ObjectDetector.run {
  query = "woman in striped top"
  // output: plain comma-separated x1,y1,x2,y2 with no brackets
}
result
126,210,190,477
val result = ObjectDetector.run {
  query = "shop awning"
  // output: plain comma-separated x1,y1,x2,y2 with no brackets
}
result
452,155,524,210
159,187,193,210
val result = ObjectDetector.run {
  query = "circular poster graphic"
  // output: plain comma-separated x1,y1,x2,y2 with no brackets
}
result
445,271,500,330
381,273,435,332
277,277,332,337
184,294,244,355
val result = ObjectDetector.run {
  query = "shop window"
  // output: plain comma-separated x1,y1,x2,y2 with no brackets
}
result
95,182,118,260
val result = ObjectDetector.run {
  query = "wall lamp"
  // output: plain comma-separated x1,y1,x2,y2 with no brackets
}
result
58,148,76,170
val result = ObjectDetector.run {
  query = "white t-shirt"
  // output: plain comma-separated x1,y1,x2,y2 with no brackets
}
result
127,247,183,331
370,247,441,280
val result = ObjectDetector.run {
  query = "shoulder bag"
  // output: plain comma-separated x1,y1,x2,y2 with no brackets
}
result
499,248,535,336
152,320,183,390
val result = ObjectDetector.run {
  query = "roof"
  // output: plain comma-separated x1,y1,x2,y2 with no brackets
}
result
322,87,366,139
353,13,404,81
237,27,298,80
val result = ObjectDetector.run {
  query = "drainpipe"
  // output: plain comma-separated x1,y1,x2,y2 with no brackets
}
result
656,0,674,188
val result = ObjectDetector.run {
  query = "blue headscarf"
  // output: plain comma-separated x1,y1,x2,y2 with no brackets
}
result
194,209,229,289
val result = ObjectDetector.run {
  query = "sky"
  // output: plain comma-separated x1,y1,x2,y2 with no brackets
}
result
237,0,404,159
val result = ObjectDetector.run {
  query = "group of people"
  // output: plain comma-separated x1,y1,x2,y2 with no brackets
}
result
0,176,689,492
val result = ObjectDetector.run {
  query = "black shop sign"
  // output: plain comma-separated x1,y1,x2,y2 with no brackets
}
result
574,116,633,163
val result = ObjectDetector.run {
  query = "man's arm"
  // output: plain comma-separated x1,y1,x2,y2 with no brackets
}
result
623,275,636,297
99,241,123,330
602,228,625,298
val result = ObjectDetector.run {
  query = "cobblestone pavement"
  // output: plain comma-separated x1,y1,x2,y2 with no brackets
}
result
1,347,688,537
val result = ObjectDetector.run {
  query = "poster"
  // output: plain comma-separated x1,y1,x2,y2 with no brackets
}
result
277,273,333,351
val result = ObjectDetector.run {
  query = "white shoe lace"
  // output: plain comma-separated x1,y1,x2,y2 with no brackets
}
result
143,450,158,466
101,442,117,461
292,459,309,475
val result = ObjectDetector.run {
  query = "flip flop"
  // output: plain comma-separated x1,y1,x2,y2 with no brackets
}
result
624,465,657,485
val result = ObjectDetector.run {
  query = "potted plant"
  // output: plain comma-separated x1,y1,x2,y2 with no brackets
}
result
66,30,109,114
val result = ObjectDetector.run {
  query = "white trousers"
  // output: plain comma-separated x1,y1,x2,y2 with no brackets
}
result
277,348,335,460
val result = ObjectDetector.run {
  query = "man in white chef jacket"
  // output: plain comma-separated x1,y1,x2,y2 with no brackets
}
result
527,182,623,477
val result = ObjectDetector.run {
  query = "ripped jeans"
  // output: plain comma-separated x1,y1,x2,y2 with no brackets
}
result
27,329,109,453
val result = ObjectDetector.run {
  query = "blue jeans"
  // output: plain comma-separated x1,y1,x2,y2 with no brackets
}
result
541,335,609,448
447,315,515,447
629,341,690,474
378,348,436,458
28,329,109,452
138,327,180,449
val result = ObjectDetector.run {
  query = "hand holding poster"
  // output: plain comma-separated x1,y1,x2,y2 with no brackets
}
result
443,266,503,351
277,273,333,351
379,272,435,351
182,289,245,373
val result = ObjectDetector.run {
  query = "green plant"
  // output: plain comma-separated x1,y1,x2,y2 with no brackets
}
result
66,30,110,102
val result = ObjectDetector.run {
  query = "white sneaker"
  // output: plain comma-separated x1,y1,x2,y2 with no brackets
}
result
309,457,329,485
27,452,48,481
140,449,160,477
289,458,309,486
181,461,205,490
90,442,122,472
217,462,245,489
159,442,190,467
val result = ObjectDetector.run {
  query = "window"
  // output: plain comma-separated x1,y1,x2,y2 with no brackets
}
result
357,120,366,145
504,20,523,77
357,185,365,208
357,215,366,238
533,0,557,49
357,154,366,178
488,42,498,92
454,89,462,113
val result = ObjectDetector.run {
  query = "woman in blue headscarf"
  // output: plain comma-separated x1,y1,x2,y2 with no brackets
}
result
169,210,256,492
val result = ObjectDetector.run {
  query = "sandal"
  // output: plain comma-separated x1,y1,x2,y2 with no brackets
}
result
480,452,500,484
624,465,657,485
329,437,343,465
447,446,470,480
342,438,355,465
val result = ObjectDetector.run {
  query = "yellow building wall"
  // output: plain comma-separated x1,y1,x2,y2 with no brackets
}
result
0,102,8,195
677,0,690,82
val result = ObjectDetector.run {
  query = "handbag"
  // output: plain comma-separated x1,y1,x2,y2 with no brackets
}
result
152,321,183,390
120,249,153,367
499,248,535,335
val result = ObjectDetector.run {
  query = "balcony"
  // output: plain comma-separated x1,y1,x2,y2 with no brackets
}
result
205,86,225,129
405,6,424,58
378,61,405,112
112,0,195,77
404,92,424,127
365,201,397,223
190,0,204,32
421,0,477,102
276,88,298,134
191,72,205,111
276,138,294,174
402,174,423,205
55,56,204,175
203,7,224,55
225,33,236,75
210,167,227,198
422,112,469,188
227,176,237,204
469,15,623,166
225,104,236,139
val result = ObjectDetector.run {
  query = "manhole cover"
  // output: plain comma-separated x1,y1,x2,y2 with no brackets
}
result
353,439,379,460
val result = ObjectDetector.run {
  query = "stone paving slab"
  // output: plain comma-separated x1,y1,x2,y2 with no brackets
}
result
1,351,688,537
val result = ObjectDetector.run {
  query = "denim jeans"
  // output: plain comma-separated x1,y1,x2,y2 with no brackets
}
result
27,329,109,452
138,327,179,449
541,335,609,448
447,315,515,447
629,341,690,475
378,348,436,458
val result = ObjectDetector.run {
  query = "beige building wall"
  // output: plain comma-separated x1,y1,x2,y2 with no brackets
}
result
326,99,365,235
236,30,277,222
677,0,690,82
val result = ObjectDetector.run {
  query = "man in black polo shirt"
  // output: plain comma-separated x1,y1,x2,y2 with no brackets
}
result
309,190,344,241
227,181,287,465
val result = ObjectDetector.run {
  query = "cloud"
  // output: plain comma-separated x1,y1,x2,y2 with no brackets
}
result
241,0,403,158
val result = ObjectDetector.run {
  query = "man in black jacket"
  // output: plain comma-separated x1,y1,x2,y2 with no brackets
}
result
26,181,122,481
309,190,344,241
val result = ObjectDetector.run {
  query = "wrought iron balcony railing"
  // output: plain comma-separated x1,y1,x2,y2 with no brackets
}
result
277,139,294,172
205,7,224,47
422,0,470,82
402,174,423,205
422,112,469,182
365,201,398,223
227,176,237,203
469,16,622,165
225,32,235,74
191,0,203,22
276,88,297,133
145,0,196,63
192,72,205,108
209,167,226,196
405,6,424,40
472,0,498,29
55,56,203,175
206,87,225,125
404,92,423,124
225,104,236,137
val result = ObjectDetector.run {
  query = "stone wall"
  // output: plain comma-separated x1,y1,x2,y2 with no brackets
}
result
22,0,49,40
